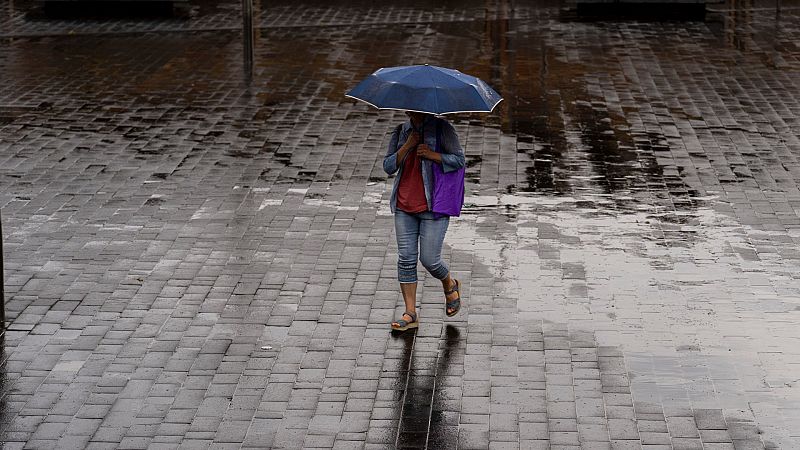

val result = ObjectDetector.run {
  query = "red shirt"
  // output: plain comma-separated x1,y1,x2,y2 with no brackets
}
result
396,147,428,213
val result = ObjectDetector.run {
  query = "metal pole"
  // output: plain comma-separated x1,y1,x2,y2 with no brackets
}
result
1,208,5,333
242,0,254,79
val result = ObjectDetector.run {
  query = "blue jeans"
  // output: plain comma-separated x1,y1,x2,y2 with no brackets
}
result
395,210,450,283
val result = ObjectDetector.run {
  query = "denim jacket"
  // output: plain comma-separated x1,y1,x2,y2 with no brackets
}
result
383,116,466,214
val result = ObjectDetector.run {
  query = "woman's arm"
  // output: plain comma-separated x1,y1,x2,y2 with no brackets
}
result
417,121,465,173
384,126,419,175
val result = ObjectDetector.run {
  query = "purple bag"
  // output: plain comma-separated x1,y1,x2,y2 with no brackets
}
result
430,119,465,217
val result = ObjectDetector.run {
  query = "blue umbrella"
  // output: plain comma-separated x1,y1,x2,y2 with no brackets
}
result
345,64,503,115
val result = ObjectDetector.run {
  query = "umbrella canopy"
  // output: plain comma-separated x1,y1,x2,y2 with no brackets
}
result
345,64,503,115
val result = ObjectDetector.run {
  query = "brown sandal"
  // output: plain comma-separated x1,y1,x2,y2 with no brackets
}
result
391,310,419,331
445,279,461,317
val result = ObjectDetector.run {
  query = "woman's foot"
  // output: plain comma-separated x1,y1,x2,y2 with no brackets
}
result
444,279,461,317
391,310,419,331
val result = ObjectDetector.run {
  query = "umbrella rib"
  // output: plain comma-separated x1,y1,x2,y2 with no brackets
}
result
344,94,383,111
430,71,441,114
392,66,424,84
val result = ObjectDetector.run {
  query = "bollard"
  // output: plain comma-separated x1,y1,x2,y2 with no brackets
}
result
242,0,254,79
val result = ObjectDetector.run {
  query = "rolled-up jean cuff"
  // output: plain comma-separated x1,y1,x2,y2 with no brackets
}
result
398,267,417,284
428,265,449,280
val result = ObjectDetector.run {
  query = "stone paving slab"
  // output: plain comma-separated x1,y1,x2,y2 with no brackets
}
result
1,0,800,449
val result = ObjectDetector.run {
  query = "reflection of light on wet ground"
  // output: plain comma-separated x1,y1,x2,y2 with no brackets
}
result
449,190,800,445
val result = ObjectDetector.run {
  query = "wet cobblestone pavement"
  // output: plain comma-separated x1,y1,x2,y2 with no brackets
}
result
2,0,800,448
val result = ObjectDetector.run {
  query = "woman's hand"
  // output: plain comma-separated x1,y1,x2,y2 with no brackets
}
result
416,144,440,162
403,131,420,150
397,131,420,165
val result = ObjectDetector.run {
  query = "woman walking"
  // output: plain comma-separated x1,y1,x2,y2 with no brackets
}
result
383,111,466,331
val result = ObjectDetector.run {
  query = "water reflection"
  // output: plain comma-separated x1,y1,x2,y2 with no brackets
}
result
427,326,461,449
239,1,705,213
418,15,685,210
391,330,424,448
705,0,796,71
392,325,461,448
722,0,755,51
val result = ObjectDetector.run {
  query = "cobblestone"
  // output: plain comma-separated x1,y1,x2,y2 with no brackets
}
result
2,0,800,448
